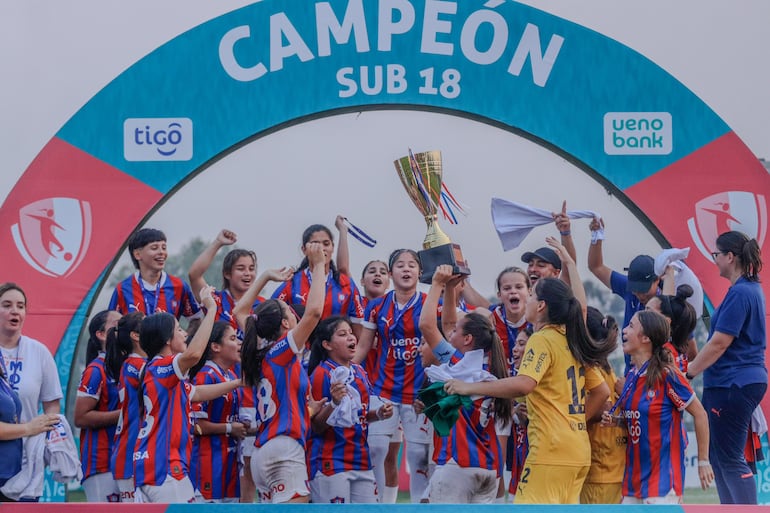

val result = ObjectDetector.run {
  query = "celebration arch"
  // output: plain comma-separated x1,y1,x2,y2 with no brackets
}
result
1,0,767,397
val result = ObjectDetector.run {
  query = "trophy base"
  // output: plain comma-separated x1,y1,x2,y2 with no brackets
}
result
418,243,470,284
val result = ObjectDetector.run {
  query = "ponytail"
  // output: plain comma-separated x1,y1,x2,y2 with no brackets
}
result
241,300,285,387
716,230,763,281
635,310,674,388
105,312,144,381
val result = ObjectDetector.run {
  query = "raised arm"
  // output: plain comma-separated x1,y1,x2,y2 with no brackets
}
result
334,215,350,276
459,275,491,310
290,242,327,347
233,267,294,331
547,235,587,319
419,265,455,349
553,200,578,268
587,217,612,288
177,286,218,375
188,229,237,301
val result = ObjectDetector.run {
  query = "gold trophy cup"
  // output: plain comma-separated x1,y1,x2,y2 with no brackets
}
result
394,150,470,284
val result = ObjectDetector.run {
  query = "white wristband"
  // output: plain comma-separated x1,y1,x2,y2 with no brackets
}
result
225,422,232,435
698,460,711,467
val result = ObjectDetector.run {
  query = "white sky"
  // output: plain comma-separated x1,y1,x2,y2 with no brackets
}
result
1,0,769,307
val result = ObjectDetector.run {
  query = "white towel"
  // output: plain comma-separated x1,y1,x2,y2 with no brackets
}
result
425,349,497,386
0,433,46,500
752,405,768,437
490,197,601,251
45,414,82,483
654,248,704,318
326,366,363,428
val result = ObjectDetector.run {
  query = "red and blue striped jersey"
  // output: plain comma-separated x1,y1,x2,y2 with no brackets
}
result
272,269,364,321
210,289,265,338
133,354,194,487
110,354,145,480
620,368,693,499
663,342,688,373
254,334,310,448
508,417,529,494
77,354,119,480
109,271,201,319
364,291,429,404
490,306,527,376
308,360,371,478
190,361,241,500
432,349,500,471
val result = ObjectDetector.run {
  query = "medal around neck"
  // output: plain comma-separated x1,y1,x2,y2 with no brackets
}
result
394,150,470,284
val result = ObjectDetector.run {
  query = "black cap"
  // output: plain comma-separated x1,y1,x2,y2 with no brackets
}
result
625,255,656,293
521,247,561,270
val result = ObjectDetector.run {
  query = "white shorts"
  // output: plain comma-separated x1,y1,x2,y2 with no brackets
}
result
241,435,256,459
428,460,498,504
368,396,432,444
140,475,196,503
251,436,309,503
82,472,120,502
310,470,378,503
116,478,138,503
622,488,680,504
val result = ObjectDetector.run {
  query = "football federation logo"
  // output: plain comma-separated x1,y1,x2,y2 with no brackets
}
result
687,191,767,260
11,197,92,277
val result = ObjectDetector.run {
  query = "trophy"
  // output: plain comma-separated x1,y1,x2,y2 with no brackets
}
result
394,150,470,284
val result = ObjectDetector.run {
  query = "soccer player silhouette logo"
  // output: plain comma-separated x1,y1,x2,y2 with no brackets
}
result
11,197,92,277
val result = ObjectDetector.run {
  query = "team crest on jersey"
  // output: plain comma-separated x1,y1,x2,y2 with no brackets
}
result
11,197,92,277
687,191,767,260
647,390,657,399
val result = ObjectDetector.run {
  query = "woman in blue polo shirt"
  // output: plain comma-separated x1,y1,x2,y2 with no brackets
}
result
687,230,767,504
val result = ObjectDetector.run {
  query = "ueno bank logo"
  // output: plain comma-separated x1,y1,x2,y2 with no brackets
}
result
603,112,672,155
11,197,93,277
124,118,192,161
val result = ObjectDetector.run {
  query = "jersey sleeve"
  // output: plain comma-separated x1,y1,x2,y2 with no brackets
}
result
584,365,605,391
346,280,365,322
108,287,120,312
516,333,551,384
271,281,291,303
180,281,203,320
609,270,628,298
77,362,104,399
39,344,64,403
711,287,749,338
665,369,694,411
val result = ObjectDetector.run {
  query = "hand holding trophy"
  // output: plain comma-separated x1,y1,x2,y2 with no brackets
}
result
393,150,470,283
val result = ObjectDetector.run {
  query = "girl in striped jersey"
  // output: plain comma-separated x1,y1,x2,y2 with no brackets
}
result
445,237,612,504
419,265,512,503
603,310,713,503
190,321,247,503
645,284,697,373
75,309,123,502
133,287,243,503
354,249,433,503
236,242,327,504
105,311,146,502
307,316,393,503
272,224,365,339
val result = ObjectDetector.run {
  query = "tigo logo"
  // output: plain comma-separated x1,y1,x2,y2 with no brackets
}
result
603,112,672,155
11,198,92,277
124,118,193,161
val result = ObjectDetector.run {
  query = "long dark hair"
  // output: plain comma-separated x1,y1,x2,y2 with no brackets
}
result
534,278,608,367
307,316,351,376
105,312,145,381
635,310,674,388
716,230,763,282
188,321,231,379
241,299,286,387
296,224,340,282
585,306,618,373
656,284,697,355
460,312,513,423
139,312,176,360
86,310,111,364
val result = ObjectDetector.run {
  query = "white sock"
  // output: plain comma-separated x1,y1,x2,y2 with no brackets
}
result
382,485,399,504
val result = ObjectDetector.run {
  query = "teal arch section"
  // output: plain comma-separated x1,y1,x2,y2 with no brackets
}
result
56,0,727,194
